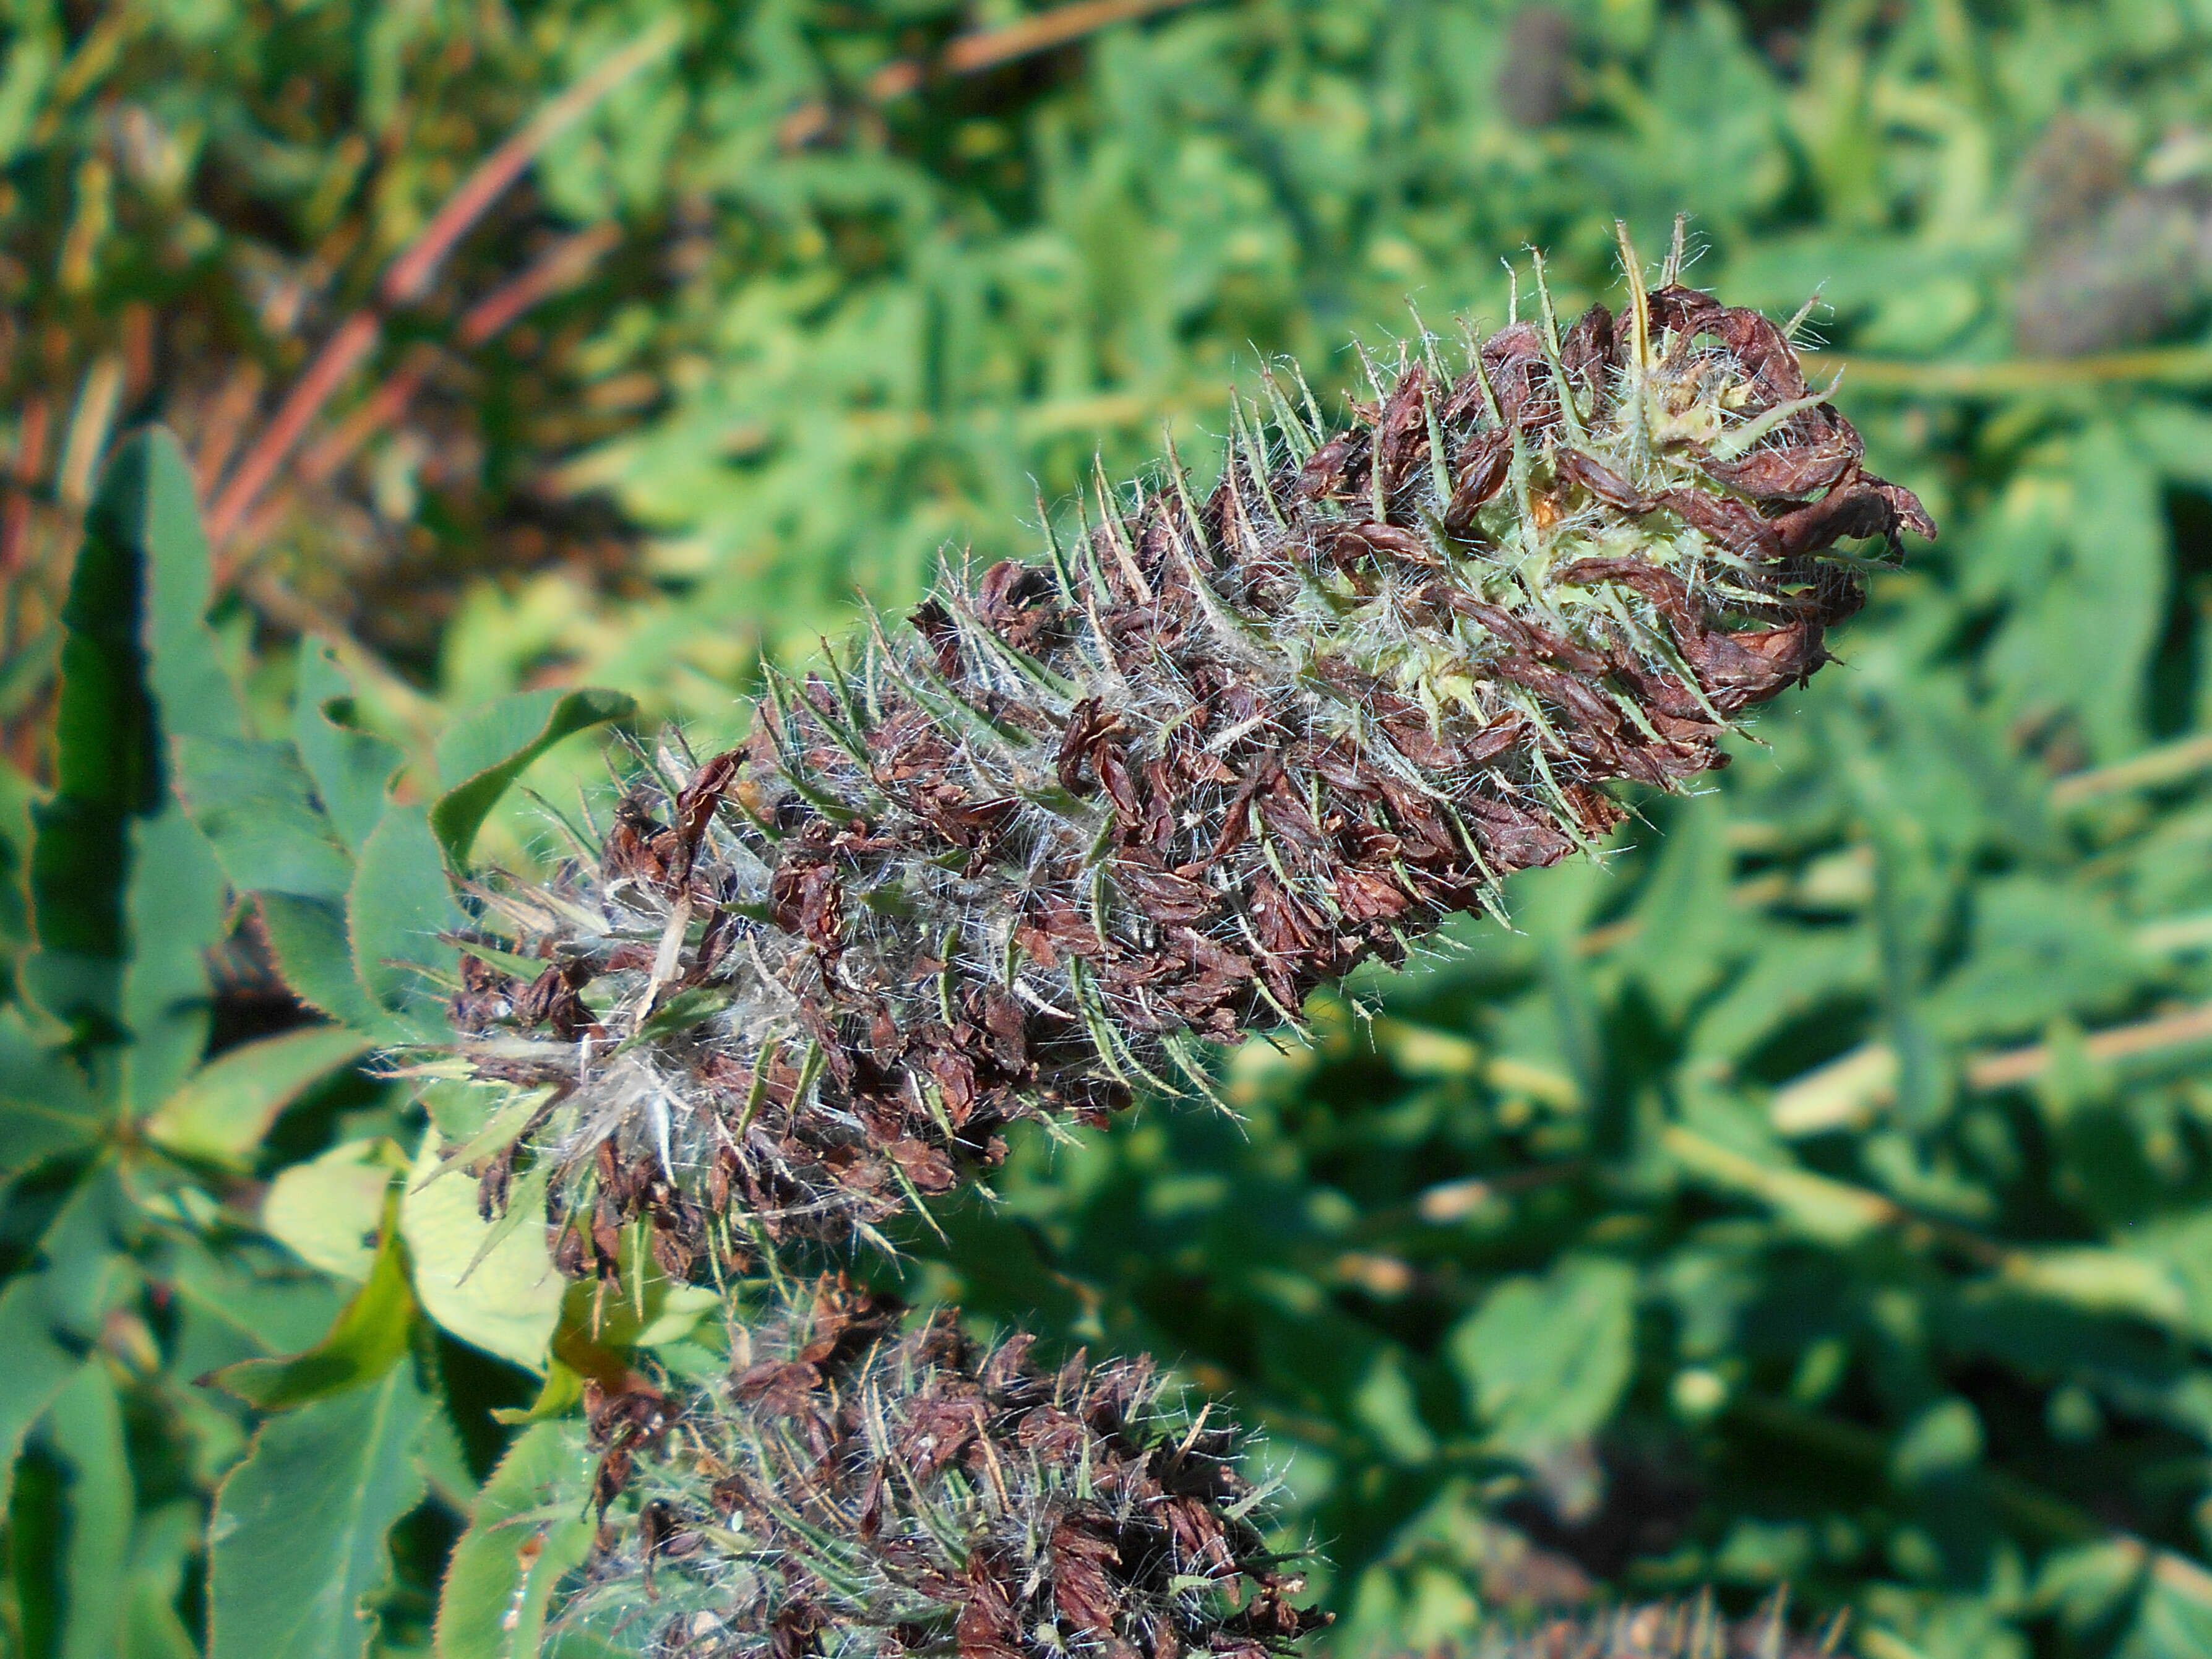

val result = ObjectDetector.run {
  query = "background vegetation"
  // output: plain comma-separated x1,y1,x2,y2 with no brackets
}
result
5,0,2212,1655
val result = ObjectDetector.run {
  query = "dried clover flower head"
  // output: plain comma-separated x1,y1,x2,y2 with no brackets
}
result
449,225,1932,1273
1420,1598,1848,1658
556,1274,1323,1659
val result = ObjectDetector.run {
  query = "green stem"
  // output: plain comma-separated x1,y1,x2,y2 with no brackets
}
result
1802,343,2212,397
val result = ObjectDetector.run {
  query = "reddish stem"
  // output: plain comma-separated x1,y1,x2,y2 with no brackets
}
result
940,0,1209,74
455,222,621,348
206,313,382,559
297,343,437,486
192,363,265,500
379,25,675,307
1,397,49,579
203,24,676,571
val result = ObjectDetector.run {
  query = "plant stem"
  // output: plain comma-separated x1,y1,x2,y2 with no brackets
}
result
1802,343,2212,397
203,23,678,561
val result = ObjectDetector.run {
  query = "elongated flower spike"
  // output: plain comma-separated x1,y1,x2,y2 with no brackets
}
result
449,226,1933,1275
556,1274,1324,1658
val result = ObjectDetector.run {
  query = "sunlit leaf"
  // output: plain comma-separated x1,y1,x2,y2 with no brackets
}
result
209,1200,415,1411
348,804,464,1030
428,687,636,866
1447,1255,1636,1468
207,1360,435,1659
400,1132,562,1373
292,642,405,855
262,1137,405,1283
142,1025,370,1168
432,1420,596,1659
174,736,357,903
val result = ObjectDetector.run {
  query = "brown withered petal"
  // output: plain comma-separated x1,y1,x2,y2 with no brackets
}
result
553,1275,1327,1659
448,228,1932,1270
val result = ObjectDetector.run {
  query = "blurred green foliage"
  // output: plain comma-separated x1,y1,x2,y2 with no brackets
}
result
7,0,2212,1656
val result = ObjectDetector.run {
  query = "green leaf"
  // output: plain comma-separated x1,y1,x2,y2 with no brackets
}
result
432,1420,596,1659
262,1138,405,1283
420,1079,552,1168
25,806,127,1030
206,1359,435,1659
2116,1212,2212,1343
0,753,37,967
2120,1562,2212,1659
210,1198,415,1410
117,429,243,749
119,806,228,1119
0,1006,103,1174
0,19,56,167
10,1424,67,1658
489,1360,587,1429
41,1363,134,1659
1448,1255,1637,1465
161,1236,351,1384
1890,1396,1983,1486
1924,877,2147,1046
258,892,392,1034
1984,423,2166,763
174,736,357,903
293,642,405,855
25,511,154,1022
413,1403,480,1517
400,1132,562,1373
428,687,635,867
348,805,464,1030
618,981,734,1051
142,1025,371,1166
1664,1123,1894,1244
2002,1247,2190,1332
2036,1539,2144,1633
1351,1345,1439,1466
2127,399,2212,492
25,1166,141,1331
548,1230,718,1364
0,1171,139,1504
122,1501,204,1659
24,429,233,1048
1620,791,1735,1021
